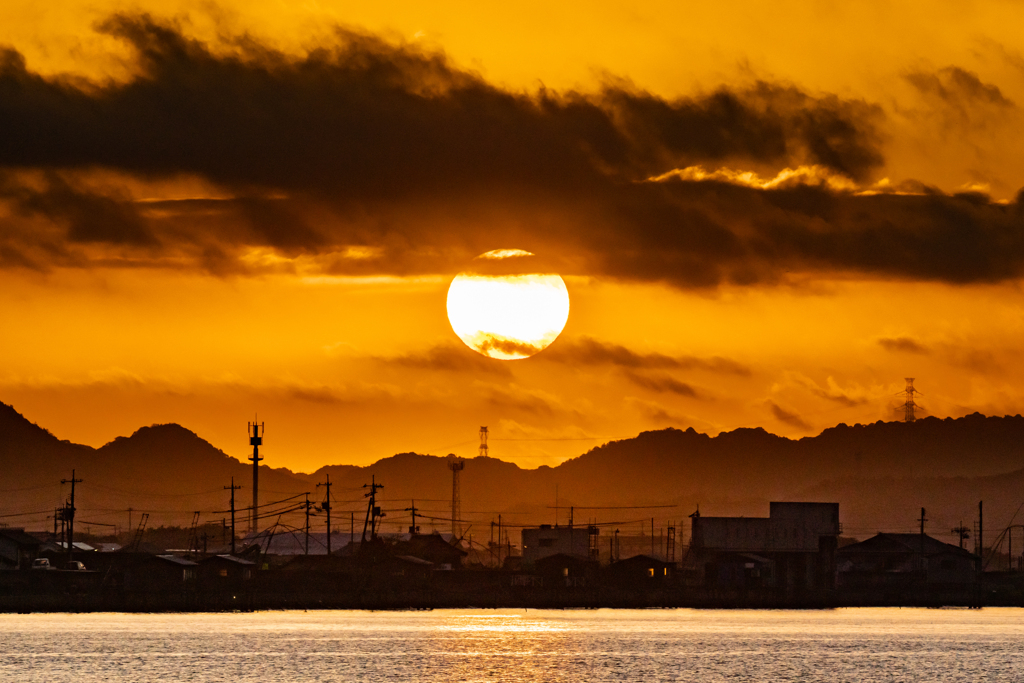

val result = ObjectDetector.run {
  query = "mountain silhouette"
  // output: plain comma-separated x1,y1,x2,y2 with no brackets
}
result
3,401,1023,542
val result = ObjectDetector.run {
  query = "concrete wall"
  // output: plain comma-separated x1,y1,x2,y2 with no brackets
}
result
693,502,840,553
522,526,596,565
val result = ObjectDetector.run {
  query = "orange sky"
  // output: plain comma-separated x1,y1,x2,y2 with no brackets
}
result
2,1,1024,471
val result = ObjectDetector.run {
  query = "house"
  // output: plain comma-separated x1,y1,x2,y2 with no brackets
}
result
687,502,841,590
0,528,42,569
837,533,977,587
533,553,598,587
603,554,675,585
521,525,599,566
390,533,467,569
199,554,255,587
123,554,198,592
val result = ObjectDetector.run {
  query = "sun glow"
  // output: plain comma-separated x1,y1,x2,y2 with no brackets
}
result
447,260,570,360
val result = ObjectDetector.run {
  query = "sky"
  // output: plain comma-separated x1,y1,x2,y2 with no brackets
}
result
3,0,1024,472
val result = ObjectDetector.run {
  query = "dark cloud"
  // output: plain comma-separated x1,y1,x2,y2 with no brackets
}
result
768,401,811,430
3,174,155,246
483,385,558,416
946,348,1003,374
2,18,1024,290
287,386,344,405
803,383,866,408
476,337,544,359
878,336,929,354
0,15,882,191
622,371,700,398
386,343,513,376
542,337,751,375
625,396,687,426
906,66,1014,112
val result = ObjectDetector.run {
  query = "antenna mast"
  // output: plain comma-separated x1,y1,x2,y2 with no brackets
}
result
248,417,264,534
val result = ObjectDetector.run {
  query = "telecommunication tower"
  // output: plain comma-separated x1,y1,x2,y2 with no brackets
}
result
899,378,920,422
448,453,465,539
248,418,265,534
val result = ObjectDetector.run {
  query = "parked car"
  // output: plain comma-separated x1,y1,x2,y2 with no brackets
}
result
31,558,52,570
64,561,87,571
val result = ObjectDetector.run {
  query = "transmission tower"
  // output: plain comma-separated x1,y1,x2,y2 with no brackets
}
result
899,378,920,422
448,453,465,539
248,417,264,534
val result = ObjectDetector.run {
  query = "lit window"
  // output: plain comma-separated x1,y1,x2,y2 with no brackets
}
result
648,568,654,577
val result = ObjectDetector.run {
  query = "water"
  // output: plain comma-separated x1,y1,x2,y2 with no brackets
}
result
2,608,1022,682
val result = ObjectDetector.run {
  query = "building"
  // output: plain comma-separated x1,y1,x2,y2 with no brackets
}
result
603,554,675,586
123,554,198,592
391,533,467,570
521,525,599,566
687,502,841,590
533,553,598,587
837,533,977,588
199,554,255,585
0,528,42,570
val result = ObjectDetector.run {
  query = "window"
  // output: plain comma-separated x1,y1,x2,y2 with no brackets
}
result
563,568,569,577
539,538,555,548
219,568,228,577
648,568,654,577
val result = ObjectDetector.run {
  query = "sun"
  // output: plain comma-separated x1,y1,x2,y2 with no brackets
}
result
447,250,570,360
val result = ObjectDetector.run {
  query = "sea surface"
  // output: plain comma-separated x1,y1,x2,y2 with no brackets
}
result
1,608,1022,682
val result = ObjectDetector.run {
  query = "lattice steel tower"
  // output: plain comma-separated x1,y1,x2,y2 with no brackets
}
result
900,378,920,422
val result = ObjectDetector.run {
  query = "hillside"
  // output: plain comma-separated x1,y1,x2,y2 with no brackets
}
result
2,402,1023,540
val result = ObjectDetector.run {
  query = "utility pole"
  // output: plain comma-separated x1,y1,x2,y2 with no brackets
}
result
317,475,332,554
127,507,133,541
61,471,82,565
405,501,421,535
248,418,265,535
361,476,384,543
979,500,984,571
304,492,311,555
918,507,928,572
224,477,242,555
950,524,966,548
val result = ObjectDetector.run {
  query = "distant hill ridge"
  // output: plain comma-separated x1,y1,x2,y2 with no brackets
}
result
3,402,1024,536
